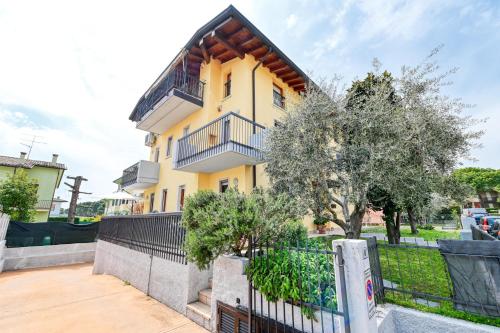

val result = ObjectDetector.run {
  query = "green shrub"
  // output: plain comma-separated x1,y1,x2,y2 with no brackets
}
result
182,188,306,270
417,224,435,230
247,242,336,320
48,217,80,223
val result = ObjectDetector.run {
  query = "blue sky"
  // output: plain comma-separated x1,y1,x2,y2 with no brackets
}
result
0,0,498,205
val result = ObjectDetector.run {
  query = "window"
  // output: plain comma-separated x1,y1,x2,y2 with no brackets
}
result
222,118,231,143
177,185,186,211
224,73,231,97
273,84,285,108
274,119,283,127
149,193,155,212
161,189,168,212
154,147,160,162
183,126,190,136
219,179,229,193
166,136,173,157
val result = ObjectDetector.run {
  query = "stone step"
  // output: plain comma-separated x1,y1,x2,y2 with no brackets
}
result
186,301,211,331
208,277,213,289
198,288,212,305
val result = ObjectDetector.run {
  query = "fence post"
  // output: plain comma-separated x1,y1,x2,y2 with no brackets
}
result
333,239,377,333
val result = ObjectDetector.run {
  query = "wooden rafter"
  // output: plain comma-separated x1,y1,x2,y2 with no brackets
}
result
264,58,281,67
228,26,248,39
270,64,289,73
198,39,211,64
240,36,257,47
280,72,298,80
211,31,244,59
285,77,303,84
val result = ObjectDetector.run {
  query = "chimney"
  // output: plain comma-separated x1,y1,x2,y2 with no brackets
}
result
20,152,27,159
52,154,59,163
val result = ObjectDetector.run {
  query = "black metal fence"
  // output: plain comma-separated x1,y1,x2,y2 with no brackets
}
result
246,239,350,333
99,213,186,264
121,162,139,188
174,112,266,169
132,70,204,122
367,237,500,320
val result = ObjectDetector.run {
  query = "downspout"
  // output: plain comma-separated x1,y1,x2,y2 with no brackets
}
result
251,48,272,188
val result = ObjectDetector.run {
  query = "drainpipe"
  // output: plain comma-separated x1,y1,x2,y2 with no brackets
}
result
251,48,272,189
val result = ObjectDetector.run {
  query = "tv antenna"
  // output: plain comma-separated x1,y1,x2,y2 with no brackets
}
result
20,135,47,159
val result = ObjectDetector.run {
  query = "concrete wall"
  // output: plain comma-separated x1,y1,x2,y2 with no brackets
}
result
0,213,10,272
2,242,95,271
92,240,212,314
211,255,342,333
377,304,499,333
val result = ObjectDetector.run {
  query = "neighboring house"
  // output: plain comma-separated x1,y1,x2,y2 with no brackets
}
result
49,196,67,217
103,191,138,216
464,190,499,209
0,153,66,222
118,6,310,224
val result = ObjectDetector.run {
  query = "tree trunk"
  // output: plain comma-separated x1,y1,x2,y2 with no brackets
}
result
348,207,365,239
407,207,418,235
384,204,400,244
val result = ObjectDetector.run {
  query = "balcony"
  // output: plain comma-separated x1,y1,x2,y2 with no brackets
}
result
173,112,266,173
131,70,205,134
35,200,52,210
121,160,160,191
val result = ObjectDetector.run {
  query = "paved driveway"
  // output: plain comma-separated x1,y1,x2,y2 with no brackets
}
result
0,263,208,333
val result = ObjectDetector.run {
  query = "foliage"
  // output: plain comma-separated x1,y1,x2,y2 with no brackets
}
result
417,224,435,230
452,167,500,193
48,216,80,223
265,48,480,241
182,188,306,270
246,242,337,320
72,199,106,217
313,216,329,226
0,170,38,221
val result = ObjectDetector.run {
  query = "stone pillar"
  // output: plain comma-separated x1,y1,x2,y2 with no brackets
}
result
0,213,10,273
460,216,474,240
333,239,377,333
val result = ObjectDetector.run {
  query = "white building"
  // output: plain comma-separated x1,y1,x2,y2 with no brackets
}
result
103,191,139,216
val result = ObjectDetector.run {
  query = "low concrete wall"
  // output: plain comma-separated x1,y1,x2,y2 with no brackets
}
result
92,240,211,315
211,255,342,333
377,304,499,333
2,242,96,271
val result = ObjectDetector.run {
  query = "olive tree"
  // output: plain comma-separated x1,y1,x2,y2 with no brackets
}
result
265,73,402,238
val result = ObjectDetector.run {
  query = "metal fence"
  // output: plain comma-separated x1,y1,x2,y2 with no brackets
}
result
246,239,350,333
471,224,498,241
367,237,500,319
98,213,186,264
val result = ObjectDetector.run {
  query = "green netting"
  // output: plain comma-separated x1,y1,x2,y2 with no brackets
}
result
5,221,98,247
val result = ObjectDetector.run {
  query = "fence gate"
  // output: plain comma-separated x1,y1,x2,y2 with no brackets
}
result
243,239,350,333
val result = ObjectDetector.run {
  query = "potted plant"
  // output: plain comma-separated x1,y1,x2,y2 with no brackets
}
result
313,216,328,234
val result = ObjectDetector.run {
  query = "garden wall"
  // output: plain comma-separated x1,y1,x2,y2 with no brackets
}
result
2,242,96,271
377,304,498,333
92,240,212,315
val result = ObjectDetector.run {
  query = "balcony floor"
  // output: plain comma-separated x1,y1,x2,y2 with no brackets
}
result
136,89,202,134
174,142,263,173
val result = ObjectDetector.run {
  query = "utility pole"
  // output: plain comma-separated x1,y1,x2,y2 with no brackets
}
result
64,176,91,224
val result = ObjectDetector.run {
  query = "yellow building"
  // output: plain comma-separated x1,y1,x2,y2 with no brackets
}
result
120,6,309,223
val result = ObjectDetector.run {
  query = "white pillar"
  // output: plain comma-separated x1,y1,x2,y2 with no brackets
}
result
333,239,377,333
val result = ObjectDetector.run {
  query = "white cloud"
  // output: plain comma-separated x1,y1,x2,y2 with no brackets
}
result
286,14,298,29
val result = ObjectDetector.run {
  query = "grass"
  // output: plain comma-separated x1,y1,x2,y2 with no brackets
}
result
319,235,500,327
363,226,460,241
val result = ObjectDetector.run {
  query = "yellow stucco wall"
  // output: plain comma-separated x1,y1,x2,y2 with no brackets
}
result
142,54,302,217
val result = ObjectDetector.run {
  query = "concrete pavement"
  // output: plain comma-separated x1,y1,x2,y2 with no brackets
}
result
0,263,209,333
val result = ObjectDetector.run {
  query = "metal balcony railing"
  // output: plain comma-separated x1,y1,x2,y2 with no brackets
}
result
174,112,266,170
121,163,139,188
132,70,205,122
35,200,52,210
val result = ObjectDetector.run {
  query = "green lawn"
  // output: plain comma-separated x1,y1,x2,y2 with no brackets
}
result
363,226,460,241
318,235,500,327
